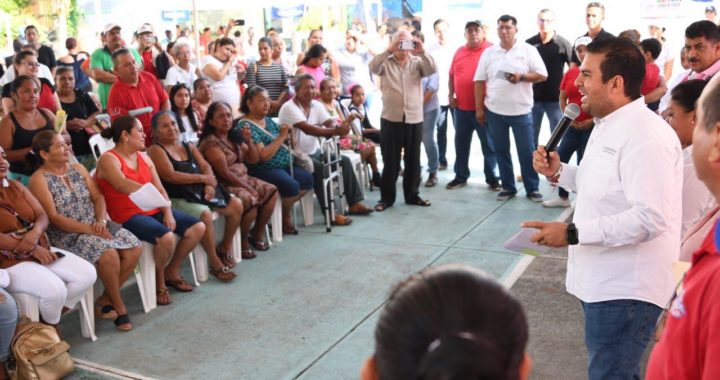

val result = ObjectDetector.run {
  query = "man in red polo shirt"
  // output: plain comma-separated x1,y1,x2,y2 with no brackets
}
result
646,72,720,380
446,20,498,190
107,48,169,146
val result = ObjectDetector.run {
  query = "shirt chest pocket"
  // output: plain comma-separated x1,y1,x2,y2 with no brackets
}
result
582,152,618,199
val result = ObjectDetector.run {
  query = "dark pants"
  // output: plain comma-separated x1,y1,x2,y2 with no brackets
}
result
557,126,593,198
436,105,453,166
309,151,363,211
453,109,499,184
379,118,422,205
582,299,662,380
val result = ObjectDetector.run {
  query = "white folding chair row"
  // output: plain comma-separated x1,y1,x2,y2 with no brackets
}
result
11,248,98,342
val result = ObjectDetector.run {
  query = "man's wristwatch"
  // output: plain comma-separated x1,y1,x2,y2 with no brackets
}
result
566,223,579,245
519,74,525,82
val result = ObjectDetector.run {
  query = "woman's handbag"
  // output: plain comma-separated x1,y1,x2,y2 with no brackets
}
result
164,143,231,208
8,319,75,380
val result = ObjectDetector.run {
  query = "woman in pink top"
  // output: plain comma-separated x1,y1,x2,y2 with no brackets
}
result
296,44,338,90
95,116,205,305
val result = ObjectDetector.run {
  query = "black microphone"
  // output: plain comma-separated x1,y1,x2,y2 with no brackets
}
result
545,103,581,155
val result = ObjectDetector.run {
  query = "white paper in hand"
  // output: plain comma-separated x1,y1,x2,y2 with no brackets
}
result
129,183,170,211
503,228,550,256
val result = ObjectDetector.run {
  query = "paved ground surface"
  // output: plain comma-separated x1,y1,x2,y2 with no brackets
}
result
58,118,627,379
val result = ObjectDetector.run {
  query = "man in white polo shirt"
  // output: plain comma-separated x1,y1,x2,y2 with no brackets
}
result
525,37,682,380
474,14,548,202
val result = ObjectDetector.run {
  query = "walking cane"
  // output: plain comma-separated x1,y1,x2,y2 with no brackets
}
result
287,129,298,229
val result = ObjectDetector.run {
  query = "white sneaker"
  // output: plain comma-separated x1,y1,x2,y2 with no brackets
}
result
542,197,571,208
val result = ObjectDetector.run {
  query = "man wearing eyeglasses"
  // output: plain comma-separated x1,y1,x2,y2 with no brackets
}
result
526,9,572,150
90,23,142,110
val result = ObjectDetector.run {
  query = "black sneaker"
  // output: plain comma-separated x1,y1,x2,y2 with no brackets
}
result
446,179,467,189
488,182,502,192
526,191,544,202
496,190,517,201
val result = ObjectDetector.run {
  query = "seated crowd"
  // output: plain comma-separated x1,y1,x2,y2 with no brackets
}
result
0,3,720,378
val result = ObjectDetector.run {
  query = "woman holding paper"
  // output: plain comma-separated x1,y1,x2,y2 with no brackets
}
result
0,76,69,185
95,116,205,305
0,144,96,329
28,130,142,331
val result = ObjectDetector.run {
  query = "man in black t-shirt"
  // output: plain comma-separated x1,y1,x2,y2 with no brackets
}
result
24,25,56,75
526,9,572,147
571,2,614,66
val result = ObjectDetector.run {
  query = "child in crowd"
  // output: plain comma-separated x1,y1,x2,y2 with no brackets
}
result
639,38,666,112
346,84,380,144
168,83,201,144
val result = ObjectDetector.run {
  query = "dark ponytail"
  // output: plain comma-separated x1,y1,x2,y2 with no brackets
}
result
373,265,528,380
25,130,57,172
101,115,137,143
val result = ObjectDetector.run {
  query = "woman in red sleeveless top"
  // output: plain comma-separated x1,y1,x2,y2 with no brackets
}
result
95,116,205,305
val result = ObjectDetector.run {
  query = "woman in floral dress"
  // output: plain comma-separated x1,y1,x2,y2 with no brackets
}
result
199,102,278,259
28,130,141,331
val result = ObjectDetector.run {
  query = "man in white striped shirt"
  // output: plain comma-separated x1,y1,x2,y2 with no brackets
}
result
525,37,682,380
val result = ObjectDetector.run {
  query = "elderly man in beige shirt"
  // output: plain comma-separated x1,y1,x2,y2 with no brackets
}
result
369,30,437,211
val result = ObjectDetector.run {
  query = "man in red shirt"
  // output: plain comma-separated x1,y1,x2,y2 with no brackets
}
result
446,20,499,190
646,73,720,380
107,48,169,146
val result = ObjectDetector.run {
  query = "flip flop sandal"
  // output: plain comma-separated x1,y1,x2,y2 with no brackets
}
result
210,266,236,282
95,304,118,320
165,277,193,292
282,225,299,235
241,249,257,259
114,314,132,332
216,248,236,268
248,236,270,251
157,288,172,305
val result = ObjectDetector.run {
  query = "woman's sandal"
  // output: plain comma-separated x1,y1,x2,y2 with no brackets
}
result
210,266,236,282
157,288,172,305
113,314,132,332
282,225,299,235
216,247,236,268
248,236,270,251
95,304,118,320
165,277,193,292
241,249,257,259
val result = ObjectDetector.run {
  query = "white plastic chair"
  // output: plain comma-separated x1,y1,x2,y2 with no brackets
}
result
88,134,115,161
12,285,97,342
136,242,157,312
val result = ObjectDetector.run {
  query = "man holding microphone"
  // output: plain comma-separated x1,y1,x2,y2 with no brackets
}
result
524,37,682,379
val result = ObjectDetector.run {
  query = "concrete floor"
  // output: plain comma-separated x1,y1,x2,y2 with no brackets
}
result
60,118,600,379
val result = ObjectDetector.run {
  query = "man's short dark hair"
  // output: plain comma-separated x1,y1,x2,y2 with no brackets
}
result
24,25,37,33
586,37,645,99
433,19,448,30
586,2,605,11
700,79,720,130
639,38,662,60
111,48,132,65
685,20,720,42
497,15,517,26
